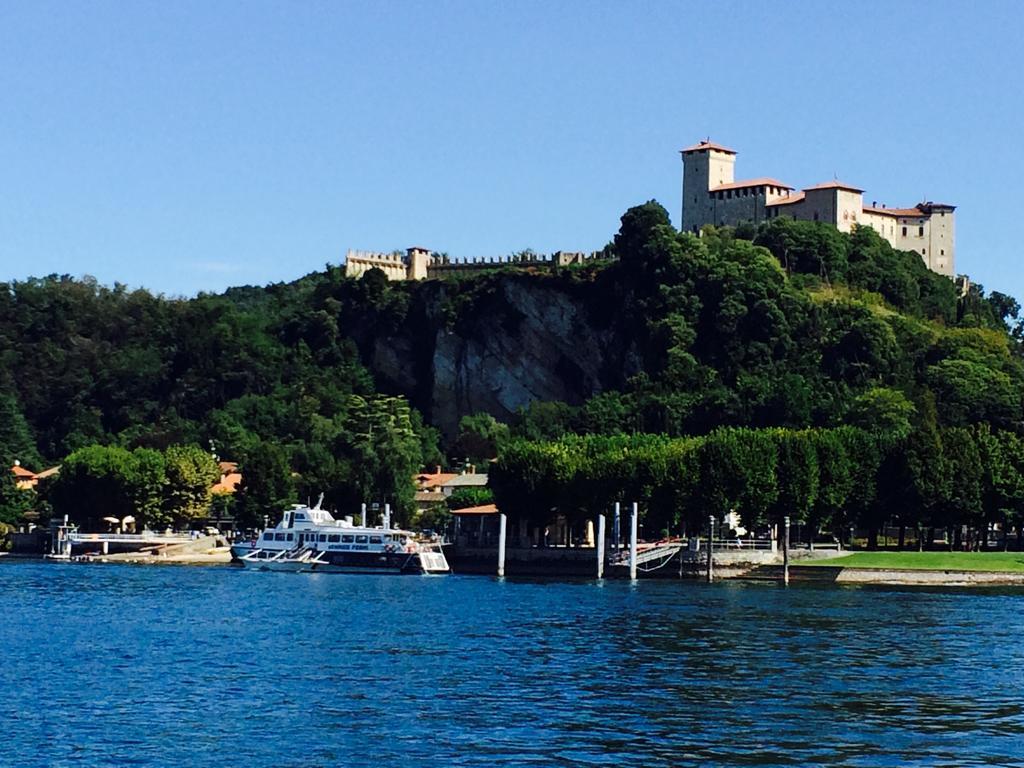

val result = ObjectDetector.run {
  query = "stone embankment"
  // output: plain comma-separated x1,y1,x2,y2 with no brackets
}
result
83,535,232,565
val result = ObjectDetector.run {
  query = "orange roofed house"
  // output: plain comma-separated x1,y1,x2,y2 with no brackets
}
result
9,461,60,491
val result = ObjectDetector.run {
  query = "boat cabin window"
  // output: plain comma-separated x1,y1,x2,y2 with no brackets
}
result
263,532,274,541
355,535,368,544
384,535,392,543
286,533,294,541
341,535,354,543
274,533,287,541
318,534,327,542
328,534,341,543
369,536,383,544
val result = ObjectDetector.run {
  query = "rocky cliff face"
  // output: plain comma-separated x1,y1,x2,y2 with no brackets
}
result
353,275,642,436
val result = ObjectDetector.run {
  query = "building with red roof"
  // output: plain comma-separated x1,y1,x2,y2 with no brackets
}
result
681,140,955,277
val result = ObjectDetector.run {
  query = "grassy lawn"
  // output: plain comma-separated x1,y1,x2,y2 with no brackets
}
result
804,551,1024,573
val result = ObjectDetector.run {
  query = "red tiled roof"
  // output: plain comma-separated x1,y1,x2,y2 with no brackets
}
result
766,192,806,207
681,140,737,155
415,472,458,490
451,503,498,515
10,465,35,478
211,472,242,494
710,177,793,192
804,181,864,193
218,461,238,473
863,206,927,218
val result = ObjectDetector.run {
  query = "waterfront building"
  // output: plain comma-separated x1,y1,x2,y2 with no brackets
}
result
680,139,955,277
413,466,489,513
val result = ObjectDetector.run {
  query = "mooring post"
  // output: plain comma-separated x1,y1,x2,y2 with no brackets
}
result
783,515,790,586
706,514,714,583
596,514,606,579
497,513,507,577
629,502,638,580
361,503,367,528
384,503,391,530
613,501,621,551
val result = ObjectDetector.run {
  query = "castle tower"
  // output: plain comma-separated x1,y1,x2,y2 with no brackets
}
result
407,246,433,280
681,140,736,234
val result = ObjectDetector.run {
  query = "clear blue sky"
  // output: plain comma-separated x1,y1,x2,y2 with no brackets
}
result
2,1,1022,300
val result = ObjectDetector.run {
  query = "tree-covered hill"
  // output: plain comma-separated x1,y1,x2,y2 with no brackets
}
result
1,201,1022,527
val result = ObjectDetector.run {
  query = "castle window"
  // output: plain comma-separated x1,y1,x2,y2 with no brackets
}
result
902,226,907,237
922,249,926,255
940,249,944,256
918,226,924,237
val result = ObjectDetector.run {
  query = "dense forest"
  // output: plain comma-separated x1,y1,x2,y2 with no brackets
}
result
2,201,1022,542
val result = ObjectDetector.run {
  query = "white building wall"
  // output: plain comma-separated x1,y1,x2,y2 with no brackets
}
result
835,190,864,233
927,210,955,277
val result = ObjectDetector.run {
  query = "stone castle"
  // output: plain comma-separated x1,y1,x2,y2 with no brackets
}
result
345,138,958,281
681,140,956,276
344,247,607,281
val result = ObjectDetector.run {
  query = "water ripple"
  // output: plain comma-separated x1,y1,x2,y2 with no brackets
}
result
2,563,1024,766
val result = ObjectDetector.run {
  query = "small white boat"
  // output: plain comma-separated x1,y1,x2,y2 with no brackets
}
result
237,497,449,575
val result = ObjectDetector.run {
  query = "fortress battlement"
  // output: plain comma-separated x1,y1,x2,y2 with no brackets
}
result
345,247,608,281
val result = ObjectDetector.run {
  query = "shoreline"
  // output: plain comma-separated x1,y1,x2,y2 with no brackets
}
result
8,550,1024,586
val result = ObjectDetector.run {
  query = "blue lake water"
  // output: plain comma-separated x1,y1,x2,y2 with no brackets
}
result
2,562,1024,767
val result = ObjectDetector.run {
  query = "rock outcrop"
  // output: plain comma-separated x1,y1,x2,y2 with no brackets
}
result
351,275,642,436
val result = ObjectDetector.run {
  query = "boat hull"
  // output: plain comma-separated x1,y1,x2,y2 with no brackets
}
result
241,549,449,575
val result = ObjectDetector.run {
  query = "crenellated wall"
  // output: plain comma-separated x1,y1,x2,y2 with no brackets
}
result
344,247,610,281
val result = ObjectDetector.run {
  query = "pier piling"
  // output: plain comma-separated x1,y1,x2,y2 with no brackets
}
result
783,515,790,586
706,515,714,583
497,513,507,577
361,503,367,528
596,514,606,579
629,502,638,581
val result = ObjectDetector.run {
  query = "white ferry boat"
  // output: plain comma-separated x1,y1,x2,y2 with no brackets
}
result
234,499,449,575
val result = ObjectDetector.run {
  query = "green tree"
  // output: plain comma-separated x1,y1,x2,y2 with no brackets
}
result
446,487,495,510
162,444,220,529
928,359,1021,428
338,395,421,524
0,449,34,525
811,428,856,543
939,427,984,549
771,431,819,537
612,200,674,267
847,387,915,440
234,441,296,530
50,445,164,530
453,413,509,465
0,392,42,469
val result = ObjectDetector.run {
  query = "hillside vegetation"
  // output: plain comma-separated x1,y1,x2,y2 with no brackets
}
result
2,202,1022,538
